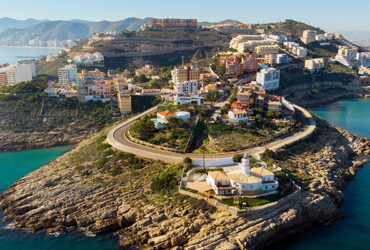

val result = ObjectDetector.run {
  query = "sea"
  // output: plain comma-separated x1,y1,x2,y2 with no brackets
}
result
0,146,120,250
0,98,369,250
0,47,61,64
277,98,370,250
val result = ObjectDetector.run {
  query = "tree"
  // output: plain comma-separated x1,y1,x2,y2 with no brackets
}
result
115,68,122,74
266,110,279,118
139,74,149,83
233,154,244,162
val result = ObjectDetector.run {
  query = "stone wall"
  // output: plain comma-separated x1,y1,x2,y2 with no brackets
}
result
178,188,302,217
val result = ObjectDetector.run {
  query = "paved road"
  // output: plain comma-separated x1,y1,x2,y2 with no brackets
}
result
107,102,316,167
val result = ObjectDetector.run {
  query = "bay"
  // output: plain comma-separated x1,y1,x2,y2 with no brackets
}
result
278,98,370,250
0,47,60,64
0,146,120,250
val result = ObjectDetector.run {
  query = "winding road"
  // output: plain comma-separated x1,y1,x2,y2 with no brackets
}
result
107,101,316,167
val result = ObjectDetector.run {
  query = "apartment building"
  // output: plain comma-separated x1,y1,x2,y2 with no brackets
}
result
241,54,258,72
225,61,243,77
237,40,271,53
174,93,203,105
18,60,36,77
256,68,280,90
5,64,33,85
58,64,78,89
304,58,325,72
174,80,198,94
229,34,264,50
151,18,197,28
301,30,317,44
357,52,370,67
254,45,279,56
171,66,200,84
116,83,132,114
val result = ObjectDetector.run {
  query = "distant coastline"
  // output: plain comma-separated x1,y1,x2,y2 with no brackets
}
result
0,45,64,50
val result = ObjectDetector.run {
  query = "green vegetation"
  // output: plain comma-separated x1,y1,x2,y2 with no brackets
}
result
0,77,48,94
201,122,268,152
306,42,338,58
150,165,182,194
233,154,244,163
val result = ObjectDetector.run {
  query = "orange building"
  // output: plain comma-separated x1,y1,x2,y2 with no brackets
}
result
225,61,243,77
241,54,258,72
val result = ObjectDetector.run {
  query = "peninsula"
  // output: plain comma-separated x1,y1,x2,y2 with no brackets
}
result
0,18,370,249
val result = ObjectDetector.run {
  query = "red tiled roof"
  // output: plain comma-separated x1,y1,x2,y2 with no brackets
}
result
158,111,176,117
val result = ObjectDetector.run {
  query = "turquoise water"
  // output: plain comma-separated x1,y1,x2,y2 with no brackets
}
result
0,47,60,64
0,146,120,250
278,98,370,250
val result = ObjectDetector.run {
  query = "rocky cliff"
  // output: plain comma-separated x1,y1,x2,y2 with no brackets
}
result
0,118,369,249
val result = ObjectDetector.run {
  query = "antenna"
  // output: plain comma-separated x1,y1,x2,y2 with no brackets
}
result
182,56,184,67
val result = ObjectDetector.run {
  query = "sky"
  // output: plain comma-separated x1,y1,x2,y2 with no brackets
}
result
1,0,369,32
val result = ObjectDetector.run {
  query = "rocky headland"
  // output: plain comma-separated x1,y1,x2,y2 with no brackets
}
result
0,129,93,151
0,117,369,249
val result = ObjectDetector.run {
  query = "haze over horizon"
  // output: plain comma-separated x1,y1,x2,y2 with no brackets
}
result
1,0,369,33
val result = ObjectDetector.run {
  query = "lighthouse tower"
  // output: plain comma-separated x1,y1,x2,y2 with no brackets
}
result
240,153,250,175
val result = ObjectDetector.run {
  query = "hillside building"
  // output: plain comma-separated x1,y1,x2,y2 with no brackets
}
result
58,64,77,89
256,67,280,90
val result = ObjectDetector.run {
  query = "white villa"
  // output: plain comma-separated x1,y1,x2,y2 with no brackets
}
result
153,110,190,129
227,110,248,123
206,153,278,196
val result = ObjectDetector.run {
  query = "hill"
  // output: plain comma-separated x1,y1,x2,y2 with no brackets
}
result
0,18,152,46
0,17,47,32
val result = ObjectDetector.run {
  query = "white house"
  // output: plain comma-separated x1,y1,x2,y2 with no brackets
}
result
227,110,248,123
206,153,279,196
206,171,234,196
153,110,191,129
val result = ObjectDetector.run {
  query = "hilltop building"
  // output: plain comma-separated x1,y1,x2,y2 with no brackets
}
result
301,30,317,44
151,18,197,28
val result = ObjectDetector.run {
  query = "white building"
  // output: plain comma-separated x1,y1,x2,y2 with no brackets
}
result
304,58,325,72
276,54,288,64
154,110,191,129
315,33,334,41
58,64,77,89
356,52,370,67
229,34,264,50
174,93,203,106
283,42,307,58
256,67,280,90
335,46,358,67
206,153,278,196
5,64,33,85
174,80,198,94
18,61,36,77
301,30,317,44
74,52,104,66
227,110,248,123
